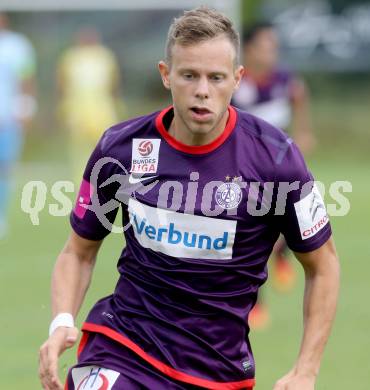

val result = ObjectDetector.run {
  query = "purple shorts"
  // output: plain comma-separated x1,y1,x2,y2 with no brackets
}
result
64,331,254,390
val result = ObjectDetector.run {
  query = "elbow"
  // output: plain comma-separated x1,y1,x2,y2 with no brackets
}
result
61,241,97,267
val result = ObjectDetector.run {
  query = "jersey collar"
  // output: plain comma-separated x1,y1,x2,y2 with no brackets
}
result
155,105,237,155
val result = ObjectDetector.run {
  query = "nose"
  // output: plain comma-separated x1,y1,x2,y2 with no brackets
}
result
195,76,209,100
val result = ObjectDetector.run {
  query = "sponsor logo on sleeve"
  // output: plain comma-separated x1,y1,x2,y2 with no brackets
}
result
72,366,119,390
294,184,329,240
74,179,94,219
128,198,237,260
131,138,161,174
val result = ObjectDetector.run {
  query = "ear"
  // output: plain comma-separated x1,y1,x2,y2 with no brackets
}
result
158,61,171,90
233,65,245,91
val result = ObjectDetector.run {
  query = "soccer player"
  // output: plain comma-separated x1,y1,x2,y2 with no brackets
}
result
57,27,121,184
39,7,339,390
232,23,318,329
0,12,37,237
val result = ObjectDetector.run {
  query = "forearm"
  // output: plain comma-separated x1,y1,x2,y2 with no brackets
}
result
51,241,97,318
290,80,316,156
291,98,312,139
294,251,340,376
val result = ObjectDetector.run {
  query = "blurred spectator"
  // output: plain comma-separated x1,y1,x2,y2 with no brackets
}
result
0,12,37,238
57,27,121,183
232,22,316,329
233,22,316,153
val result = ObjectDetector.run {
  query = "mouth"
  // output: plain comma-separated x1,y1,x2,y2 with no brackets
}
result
190,106,213,121
191,106,211,114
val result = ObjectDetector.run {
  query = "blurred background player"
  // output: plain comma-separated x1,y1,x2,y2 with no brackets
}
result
0,12,37,238
232,22,317,329
57,27,121,184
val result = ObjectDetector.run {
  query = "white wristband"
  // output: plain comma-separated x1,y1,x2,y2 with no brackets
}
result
49,313,74,336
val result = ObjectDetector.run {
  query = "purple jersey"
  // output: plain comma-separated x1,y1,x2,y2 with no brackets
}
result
71,106,331,389
232,69,295,130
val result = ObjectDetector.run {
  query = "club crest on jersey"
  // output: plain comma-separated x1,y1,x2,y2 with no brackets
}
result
71,366,120,390
215,182,243,210
131,138,161,174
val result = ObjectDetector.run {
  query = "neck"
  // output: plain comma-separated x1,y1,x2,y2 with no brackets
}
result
168,108,229,146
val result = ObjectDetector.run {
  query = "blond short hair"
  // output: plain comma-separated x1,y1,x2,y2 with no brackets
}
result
165,6,240,66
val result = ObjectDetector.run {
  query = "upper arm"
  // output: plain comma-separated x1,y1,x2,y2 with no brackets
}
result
293,237,339,276
63,230,104,263
275,143,332,253
70,135,121,241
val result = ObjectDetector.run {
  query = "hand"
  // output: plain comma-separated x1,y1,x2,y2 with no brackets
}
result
273,369,316,390
39,327,79,390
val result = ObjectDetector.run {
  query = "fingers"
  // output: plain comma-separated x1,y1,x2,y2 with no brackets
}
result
273,375,315,390
39,340,63,390
38,342,49,389
272,373,292,390
38,327,79,389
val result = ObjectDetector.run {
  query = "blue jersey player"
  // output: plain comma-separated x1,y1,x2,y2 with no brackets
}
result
0,13,36,237
39,7,340,390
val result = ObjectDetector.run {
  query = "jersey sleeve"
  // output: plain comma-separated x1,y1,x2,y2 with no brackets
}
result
274,143,331,253
70,135,120,241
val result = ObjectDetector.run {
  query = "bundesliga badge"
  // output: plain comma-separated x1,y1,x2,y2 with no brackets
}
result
215,182,242,210
131,138,161,173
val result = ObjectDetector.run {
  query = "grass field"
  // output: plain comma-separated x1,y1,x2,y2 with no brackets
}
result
1,97,369,389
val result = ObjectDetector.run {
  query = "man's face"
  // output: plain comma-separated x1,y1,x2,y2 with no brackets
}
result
159,36,243,139
244,28,279,70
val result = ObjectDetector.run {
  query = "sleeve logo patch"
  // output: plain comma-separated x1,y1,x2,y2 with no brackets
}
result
72,366,120,390
294,184,329,240
74,179,94,219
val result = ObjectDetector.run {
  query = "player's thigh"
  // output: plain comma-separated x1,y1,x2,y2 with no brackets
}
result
65,364,143,390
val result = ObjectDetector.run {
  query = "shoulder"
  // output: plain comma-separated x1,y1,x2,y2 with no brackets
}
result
99,110,159,155
11,31,33,52
235,108,308,181
235,107,292,155
1,30,32,51
83,111,160,178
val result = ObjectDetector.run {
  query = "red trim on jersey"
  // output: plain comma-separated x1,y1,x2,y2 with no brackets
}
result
82,323,255,390
63,333,90,390
155,105,237,155
77,331,90,358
